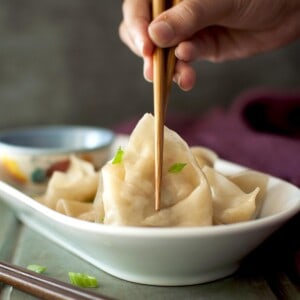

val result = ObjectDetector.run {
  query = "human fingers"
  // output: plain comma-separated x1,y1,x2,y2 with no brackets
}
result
174,26,254,62
119,21,143,57
121,0,154,57
143,55,153,82
174,20,300,63
148,0,234,47
173,60,196,91
142,55,196,91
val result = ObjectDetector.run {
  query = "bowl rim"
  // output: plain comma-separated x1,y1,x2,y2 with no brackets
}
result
0,173,299,239
62,201,300,238
0,125,115,155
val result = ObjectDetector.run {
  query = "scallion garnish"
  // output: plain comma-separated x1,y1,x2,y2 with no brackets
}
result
27,264,47,274
68,272,99,288
112,147,124,164
168,163,187,173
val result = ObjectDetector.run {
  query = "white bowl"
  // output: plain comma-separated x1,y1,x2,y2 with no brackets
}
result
0,158,299,286
0,126,114,195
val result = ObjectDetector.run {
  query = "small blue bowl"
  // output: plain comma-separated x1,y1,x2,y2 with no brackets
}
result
0,125,114,195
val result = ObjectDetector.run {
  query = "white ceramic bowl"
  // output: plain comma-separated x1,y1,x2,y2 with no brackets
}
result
0,126,114,195
0,158,299,286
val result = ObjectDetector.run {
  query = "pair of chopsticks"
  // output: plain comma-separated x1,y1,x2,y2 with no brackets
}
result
0,261,114,300
153,0,181,211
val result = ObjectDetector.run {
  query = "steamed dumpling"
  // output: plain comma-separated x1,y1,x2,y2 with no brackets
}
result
37,156,98,209
190,146,218,168
56,199,95,221
202,166,265,224
94,113,213,227
228,170,268,219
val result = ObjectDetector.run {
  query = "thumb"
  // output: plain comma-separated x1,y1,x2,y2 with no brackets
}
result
148,0,235,47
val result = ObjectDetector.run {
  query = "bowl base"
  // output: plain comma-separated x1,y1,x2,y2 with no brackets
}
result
98,264,240,286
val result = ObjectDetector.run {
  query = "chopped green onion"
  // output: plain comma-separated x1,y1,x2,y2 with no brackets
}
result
27,264,47,274
112,147,124,164
168,163,187,173
68,272,99,288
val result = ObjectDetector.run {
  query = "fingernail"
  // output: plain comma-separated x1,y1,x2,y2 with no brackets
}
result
173,73,181,85
149,21,175,45
135,38,144,55
143,59,152,82
174,46,187,61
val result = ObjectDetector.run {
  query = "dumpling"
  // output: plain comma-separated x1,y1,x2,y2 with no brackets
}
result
37,156,98,209
94,113,213,227
228,170,268,219
56,199,95,221
202,166,265,224
190,146,218,168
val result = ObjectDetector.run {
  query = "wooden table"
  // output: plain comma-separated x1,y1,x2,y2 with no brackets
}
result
0,200,299,300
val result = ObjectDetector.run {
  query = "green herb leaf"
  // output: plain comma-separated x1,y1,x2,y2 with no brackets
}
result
27,264,47,274
68,272,99,288
168,163,187,173
112,147,124,164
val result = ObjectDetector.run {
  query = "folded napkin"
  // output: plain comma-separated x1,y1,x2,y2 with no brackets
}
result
115,88,300,187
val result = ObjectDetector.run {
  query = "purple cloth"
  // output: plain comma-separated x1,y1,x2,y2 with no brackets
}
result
115,88,300,187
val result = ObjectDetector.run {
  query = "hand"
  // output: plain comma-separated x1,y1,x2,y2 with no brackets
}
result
119,0,300,91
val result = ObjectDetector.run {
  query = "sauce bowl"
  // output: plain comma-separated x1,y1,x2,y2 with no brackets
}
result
0,126,114,195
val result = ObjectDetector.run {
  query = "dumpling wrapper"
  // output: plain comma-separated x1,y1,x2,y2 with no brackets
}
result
228,170,268,219
37,156,98,209
94,113,213,227
190,146,218,168
202,166,262,224
56,199,95,221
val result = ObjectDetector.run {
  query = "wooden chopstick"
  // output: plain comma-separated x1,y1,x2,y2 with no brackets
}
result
153,0,166,211
0,261,114,300
153,0,180,211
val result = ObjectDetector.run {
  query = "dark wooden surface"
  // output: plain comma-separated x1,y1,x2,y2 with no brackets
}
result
0,199,299,300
